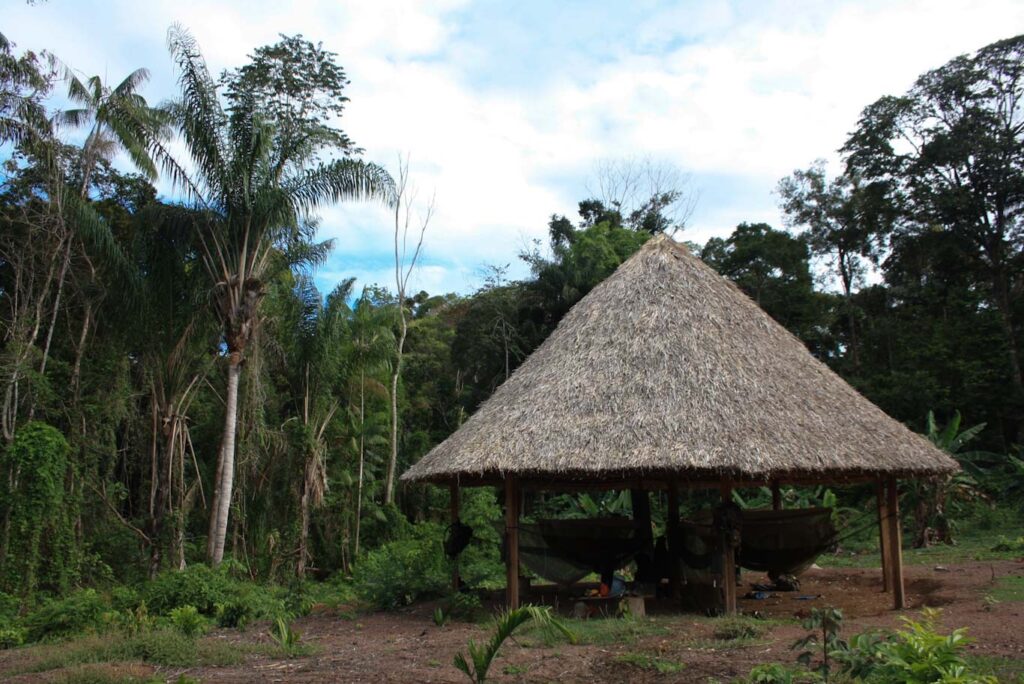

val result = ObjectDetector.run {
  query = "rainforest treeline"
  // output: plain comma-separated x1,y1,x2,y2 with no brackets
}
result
1,27,1022,599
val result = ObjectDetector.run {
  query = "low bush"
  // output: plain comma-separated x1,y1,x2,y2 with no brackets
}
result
21,589,107,642
168,605,207,638
143,565,234,616
352,523,449,609
215,598,253,629
743,607,998,684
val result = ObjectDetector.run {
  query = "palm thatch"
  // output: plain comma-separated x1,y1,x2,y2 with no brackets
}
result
402,235,957,486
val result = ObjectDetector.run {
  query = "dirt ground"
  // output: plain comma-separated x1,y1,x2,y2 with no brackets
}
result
7,560,1024,683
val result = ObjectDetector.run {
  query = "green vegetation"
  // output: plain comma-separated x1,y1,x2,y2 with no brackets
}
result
990,576,1024,603
0,15,1022,684
453,605,573,683
615,651,686,674
742,608,999,684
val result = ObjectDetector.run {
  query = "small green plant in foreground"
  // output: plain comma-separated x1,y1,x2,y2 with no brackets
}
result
745,607,999,684
453,605,574,683
269,616,302,651
792,607,844,681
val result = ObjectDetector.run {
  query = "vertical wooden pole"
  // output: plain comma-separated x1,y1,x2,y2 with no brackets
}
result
450,483,461,591
771,480,782,511
885,477,905,609
719,481,737,615
667,483,681,599
876,480,891,593
631,489,654,553
505,476,520,610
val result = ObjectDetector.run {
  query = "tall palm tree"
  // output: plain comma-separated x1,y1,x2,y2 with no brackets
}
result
163,27,393,565
276,275,354,578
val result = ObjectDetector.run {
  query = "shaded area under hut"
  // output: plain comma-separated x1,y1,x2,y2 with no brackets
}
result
401,235,957,614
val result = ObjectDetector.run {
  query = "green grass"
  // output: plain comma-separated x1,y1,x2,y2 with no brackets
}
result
818,527,1021,569
4,629,309,677
518,614,671,647
990,575,1024,603
615,651,686,674
965,655,1024,683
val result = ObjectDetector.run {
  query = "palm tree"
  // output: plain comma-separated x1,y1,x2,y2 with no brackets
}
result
163,27,393,565
276,275,354,578
41,67,165,376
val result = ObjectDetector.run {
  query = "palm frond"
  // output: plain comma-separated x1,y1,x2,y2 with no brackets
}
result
285,159,395,216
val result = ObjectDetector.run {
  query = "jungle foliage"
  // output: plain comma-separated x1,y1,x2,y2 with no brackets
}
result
0,20,1022,652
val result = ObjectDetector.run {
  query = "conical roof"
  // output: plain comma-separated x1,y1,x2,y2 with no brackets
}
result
402,235,957,485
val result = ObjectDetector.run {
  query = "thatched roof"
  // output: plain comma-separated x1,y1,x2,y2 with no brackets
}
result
402,235,958,486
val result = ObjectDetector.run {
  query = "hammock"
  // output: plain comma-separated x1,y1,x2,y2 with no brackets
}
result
497,517,648,586
675,507,836,577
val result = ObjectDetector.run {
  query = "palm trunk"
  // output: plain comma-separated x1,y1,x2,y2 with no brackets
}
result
208,354,241,566
354,369,366,558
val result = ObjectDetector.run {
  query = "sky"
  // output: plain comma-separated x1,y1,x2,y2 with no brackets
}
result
6,0,1024,296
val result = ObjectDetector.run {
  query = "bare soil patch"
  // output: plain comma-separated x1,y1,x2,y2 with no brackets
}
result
4,560,1023,683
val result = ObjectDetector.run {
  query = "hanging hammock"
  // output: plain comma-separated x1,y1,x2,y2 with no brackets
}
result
674,507,837,577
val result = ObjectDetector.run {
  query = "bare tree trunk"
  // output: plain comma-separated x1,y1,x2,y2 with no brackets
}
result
385,314,406,505
38,237,73,378
208,354,241,566
384,156,430,505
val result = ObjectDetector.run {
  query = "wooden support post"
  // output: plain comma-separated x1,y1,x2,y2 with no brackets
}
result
450,483,460,591
876,480,891,593
771,480,782,511
885,477,905,609
504,476,520,610
630,489,654,553
720,481,737,615
667,483,681,599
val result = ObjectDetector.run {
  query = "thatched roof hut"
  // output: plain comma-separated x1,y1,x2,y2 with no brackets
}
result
402,234,957,487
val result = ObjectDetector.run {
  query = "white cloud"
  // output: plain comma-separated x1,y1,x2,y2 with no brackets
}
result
6,0,1023,295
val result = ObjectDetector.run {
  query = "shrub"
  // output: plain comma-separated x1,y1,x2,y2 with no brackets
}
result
869,609,996,684
0,625,26,648
215,599,253,629
353,524,449,609
143,565,233,615
446,592,482,621
109,601,155,637
21,589,107,641
168,605,207,638
109,586,141,613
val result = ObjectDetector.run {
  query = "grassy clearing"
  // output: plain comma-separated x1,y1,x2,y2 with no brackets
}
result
818,527,1021,569
5,629,309,677
990,575,1024,603
615,651,686,674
